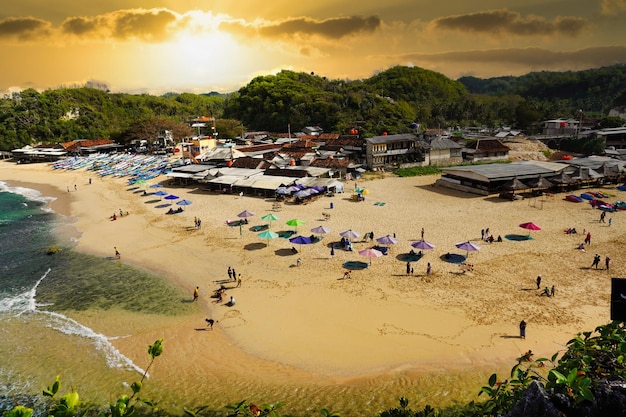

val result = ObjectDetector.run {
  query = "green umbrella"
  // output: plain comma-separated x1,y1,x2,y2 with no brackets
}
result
261,213,280,228
258,230,279,246
285,218,306,231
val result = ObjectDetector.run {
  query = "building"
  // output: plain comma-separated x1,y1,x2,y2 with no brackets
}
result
364,133,422,170
463,139,510,163
428,137,462,166
542,118,579,136
597,127,626,150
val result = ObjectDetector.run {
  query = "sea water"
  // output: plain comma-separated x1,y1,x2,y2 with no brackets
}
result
0,182,191,412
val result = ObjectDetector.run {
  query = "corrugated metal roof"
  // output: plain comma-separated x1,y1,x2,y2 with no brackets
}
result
441,161,566,181
366,133,418,144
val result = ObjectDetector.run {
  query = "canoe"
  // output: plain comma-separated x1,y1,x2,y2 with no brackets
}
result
566,194,583,203
580,193,595,200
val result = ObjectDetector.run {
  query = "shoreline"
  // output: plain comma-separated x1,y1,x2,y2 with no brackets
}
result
1,159,623,411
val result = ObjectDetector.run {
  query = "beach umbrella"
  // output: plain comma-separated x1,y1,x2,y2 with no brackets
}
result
376,235,398,246
164,194,179,200
519,222,541,237
358,247,384,265
411,240,436,250
289,235,312,252
149,184,163,188
176,199,192,206
455,241,481,257
294,189,311,198
276,187,291,195
261,213,279,227
258,230,279,246
311,225,331,235
340,229,361,240
237,210,255,218
286,218,306,231
154,190,168,199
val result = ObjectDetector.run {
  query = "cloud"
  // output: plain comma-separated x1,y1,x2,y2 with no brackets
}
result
61,8,179,41
0,17,52,41
222,15,381,40
601,0,626,15
396,46,626,70
432,9,589,37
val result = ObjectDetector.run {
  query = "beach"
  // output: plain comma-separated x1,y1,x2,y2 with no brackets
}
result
1,160,623,414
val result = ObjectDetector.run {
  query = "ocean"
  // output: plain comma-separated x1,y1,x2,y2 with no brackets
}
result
0,181,192,412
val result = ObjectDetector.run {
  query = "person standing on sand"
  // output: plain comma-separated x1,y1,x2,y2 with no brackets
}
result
114,246,120,259
585,232,591,245
193,286,199,302
237,275,242,287
426,262,432,276
536,275,542,289
592,254,601,269
551,285,555,297
406,262,411,275
232,268,237,281
519,320,527,339
421,228,424,240
605,256,611,271
228,266,233,280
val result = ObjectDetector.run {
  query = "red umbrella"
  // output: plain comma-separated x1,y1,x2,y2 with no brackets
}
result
519,222,541,237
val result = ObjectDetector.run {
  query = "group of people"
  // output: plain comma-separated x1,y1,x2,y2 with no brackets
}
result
166,207,184,214
111,209,129,221
480,228,501,243
535,275,556,297
591,254,611,270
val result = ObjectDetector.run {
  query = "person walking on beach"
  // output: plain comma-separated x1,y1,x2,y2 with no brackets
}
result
205,318,215,330
232,268,237,281
551,285,555,297
609,217,613,227
114,246,120,259
193,286,199,302
406,262,411,275
228,266,233,280
421,228,424,240
237,274,242,287
536,275,542,289
519,320,527,339
426,262,432,276
605,256,611,271
585,232,591,245
600,211,606,223
592,254,601,269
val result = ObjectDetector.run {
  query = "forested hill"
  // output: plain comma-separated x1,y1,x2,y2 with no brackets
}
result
458,64,626,116
1,65,625,151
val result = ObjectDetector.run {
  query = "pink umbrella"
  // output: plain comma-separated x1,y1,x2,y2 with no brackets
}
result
358,248,384,265
519,222,541,237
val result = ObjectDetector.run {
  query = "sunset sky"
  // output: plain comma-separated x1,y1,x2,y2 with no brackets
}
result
2,1,626,95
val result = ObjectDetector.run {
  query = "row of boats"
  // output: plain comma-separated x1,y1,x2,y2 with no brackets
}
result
565,189,626,211
51,153,169,181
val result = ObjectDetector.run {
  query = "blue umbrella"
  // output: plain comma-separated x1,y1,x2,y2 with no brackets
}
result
154,190,168,196
150,184,164,188
289,235,312,252
177,199,192,206
164,195,179,200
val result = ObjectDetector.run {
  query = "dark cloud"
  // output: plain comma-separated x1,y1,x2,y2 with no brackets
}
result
0,17,51,41
61,17,99,36
61,8,178,41
433,9,589,37
223,15,381,40
398,46,626,69
110,9,178,41
602,0,626,15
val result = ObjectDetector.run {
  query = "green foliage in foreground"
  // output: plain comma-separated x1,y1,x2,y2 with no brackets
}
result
5,322,626,417
393,166,442,177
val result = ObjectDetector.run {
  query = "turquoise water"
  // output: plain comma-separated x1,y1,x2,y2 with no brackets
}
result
0,181,191,412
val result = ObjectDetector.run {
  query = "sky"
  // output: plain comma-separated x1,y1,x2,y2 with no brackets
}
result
1,0,626,95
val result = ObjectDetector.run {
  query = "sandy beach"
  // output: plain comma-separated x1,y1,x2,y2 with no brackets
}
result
1,160,624,413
